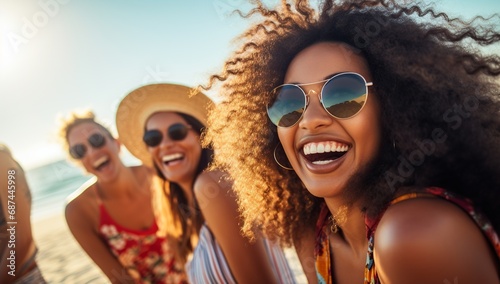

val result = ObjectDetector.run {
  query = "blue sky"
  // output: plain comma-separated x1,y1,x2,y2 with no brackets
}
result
1,0,499,169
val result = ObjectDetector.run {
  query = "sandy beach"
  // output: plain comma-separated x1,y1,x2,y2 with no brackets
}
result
33,213,307,284
33,214,106,283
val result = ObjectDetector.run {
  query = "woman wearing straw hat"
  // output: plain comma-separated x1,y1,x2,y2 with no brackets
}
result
59,111,187,283
116,83,295,284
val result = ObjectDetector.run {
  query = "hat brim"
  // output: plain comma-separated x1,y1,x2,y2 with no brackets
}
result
116,83,214,167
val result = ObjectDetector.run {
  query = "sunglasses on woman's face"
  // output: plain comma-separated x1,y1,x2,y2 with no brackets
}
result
69,133,106,159
143,123,192,147
267,72,373,127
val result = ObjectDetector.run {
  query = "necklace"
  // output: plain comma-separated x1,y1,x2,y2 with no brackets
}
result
329,215,339,234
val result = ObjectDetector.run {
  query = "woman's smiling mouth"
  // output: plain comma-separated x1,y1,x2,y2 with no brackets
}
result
302,141,350,165
93,156,111,171
161,153,185,166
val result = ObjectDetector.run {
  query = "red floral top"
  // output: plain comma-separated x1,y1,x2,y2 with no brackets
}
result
315,187,500,284
99,203,187,284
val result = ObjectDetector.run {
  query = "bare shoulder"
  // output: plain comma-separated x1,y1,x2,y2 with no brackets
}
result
66,177,97,206
194,169,233,201
374,197,499,284
193,170,238,229
65,178,99,229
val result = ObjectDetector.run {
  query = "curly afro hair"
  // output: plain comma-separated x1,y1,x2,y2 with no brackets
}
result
203,0,500,245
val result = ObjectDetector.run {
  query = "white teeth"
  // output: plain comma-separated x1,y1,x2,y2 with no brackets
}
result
312,160,333,165
303,142,349,155
310,144,317,154
93,156,108,168
162,153,183,163
317,143,325,153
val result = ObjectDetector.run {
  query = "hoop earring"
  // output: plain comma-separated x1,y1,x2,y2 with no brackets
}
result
273,144,293,171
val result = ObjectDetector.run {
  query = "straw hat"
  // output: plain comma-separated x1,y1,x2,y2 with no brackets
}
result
116,83,214,166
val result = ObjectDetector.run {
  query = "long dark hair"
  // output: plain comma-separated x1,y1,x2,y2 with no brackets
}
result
154,112,214,261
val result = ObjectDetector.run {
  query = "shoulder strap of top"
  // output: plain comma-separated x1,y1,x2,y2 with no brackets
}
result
368,187,500,258
186,224,236,283
364,187,500,284
423,187,500,258
366,188,442,237
389,191,435,205
314,203,333,284
94,182,112,228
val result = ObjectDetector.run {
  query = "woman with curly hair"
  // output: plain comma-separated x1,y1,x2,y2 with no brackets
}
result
204,0,500,283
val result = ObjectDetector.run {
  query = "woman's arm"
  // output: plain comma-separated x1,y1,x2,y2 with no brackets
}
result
65,195,135,284
374,197,499,284
194,170,279,284
0,152,36,283
293,226,318,284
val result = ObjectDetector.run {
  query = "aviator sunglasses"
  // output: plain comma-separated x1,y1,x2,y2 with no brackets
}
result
143,123,192,147
69,133,106,159
267,72,373,127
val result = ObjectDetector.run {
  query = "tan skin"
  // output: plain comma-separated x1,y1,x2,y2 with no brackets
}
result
145,112,278,284
279,42,499,283
64,122,155,284
0,149,39,283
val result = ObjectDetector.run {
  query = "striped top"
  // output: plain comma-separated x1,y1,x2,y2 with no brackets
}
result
185,224,296,284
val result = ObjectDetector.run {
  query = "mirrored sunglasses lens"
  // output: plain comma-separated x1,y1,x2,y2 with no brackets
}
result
322,74,367,118
70,144,86,159
88,133,106,148
267,85,306,127
143,130,163,147
168,124,189,141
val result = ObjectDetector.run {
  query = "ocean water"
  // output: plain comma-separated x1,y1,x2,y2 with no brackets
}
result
25,154,141,221
25,159,93,221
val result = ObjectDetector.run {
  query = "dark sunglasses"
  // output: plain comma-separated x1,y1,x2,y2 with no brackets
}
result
69,133,106,159
267,72,373,127
143,123,192,147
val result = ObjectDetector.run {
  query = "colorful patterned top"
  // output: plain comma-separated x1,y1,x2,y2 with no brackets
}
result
98,203,187,284
315,187,500,284
185,223,296,284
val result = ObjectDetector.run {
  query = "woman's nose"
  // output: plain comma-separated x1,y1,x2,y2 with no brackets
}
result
158,133,175,148
298,89,334,130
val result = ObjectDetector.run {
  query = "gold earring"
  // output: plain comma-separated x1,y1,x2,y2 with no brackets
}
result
273,144,293,171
